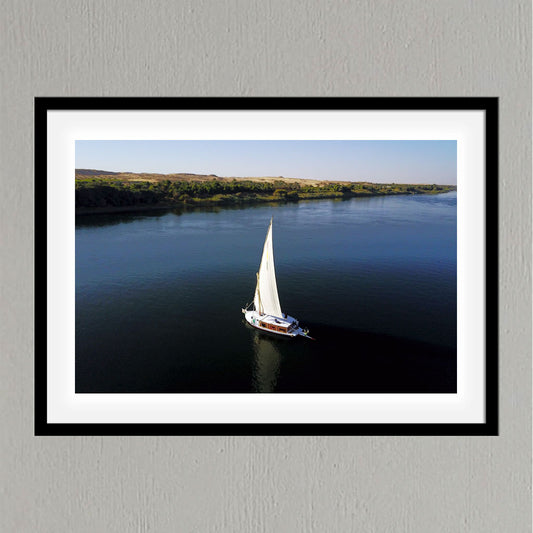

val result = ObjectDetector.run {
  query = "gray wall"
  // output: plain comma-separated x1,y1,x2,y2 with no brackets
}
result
1,1,530,531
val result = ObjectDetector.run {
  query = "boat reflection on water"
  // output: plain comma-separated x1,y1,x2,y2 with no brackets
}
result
250,330,283,393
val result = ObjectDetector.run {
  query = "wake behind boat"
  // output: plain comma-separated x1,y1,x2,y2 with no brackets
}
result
242,218,313,339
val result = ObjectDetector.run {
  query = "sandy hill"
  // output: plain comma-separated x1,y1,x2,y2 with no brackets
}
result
75,169,366,187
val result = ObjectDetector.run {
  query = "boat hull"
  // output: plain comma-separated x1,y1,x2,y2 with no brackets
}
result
243,310,302,338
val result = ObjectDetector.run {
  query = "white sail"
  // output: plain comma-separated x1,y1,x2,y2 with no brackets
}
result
253,219,283,318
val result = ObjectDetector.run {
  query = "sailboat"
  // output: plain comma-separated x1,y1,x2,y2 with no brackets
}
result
242,218,313,339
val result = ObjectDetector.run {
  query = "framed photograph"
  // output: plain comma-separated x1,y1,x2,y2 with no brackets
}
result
35,97,498,435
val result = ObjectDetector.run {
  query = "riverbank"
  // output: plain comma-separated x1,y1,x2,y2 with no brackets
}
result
75,171,456,215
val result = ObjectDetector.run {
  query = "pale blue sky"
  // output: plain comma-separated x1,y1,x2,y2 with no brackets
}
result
76,140,457,184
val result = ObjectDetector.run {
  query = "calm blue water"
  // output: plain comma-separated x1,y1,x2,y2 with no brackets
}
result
76,192,456,393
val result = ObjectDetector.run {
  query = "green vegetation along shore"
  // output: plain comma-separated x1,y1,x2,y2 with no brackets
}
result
75,170,456,214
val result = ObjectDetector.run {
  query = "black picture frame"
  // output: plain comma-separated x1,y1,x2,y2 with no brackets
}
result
35,97,498,436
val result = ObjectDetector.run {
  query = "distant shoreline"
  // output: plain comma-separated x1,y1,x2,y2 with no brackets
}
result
75,170,456,216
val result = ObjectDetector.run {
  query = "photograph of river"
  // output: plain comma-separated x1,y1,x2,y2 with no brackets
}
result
75,191,457,394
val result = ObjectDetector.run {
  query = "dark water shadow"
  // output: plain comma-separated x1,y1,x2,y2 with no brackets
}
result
251,322,456,394
74,196,375,228
75,210,170,228
76,320,456,394
75,200,293,228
